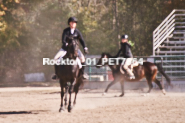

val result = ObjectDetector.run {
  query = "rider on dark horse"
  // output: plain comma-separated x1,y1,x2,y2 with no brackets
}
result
52,17,89,80
116,34,135,80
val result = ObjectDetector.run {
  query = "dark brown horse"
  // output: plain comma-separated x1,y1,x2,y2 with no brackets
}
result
54,38,83,112
96,53,171,96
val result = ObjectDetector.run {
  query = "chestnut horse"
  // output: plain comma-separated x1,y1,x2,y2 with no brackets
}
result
96,53,171,96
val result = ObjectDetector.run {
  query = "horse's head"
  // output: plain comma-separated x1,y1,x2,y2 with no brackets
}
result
66,37,78,58
96,52,109,68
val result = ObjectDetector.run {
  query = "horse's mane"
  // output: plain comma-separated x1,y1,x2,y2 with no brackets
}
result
102,52,117,58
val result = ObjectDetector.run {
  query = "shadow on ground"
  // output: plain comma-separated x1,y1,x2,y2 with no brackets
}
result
0,110,48,115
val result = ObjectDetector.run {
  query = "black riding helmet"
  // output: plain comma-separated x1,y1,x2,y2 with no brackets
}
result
68,17,78,25
121,34,128,39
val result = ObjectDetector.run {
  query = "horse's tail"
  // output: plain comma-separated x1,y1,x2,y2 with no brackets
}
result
154,63,171,85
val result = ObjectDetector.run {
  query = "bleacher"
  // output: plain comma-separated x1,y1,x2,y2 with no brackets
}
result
153,9,185,81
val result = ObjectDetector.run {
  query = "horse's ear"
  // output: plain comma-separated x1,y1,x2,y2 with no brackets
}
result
104,55,107,58
101,52,108,58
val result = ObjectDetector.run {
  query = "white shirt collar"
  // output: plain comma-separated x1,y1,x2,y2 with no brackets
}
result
70,28,75,34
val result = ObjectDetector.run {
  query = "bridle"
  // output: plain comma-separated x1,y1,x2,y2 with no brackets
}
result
66,37,79,58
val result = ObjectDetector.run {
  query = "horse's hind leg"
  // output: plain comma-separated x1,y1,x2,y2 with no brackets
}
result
73,82,80,106
146,77,153,93
119,80,124,97
154,78,166,95
73,76,83,107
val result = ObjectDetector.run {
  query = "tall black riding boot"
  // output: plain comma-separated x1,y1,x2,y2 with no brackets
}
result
52,65,58,80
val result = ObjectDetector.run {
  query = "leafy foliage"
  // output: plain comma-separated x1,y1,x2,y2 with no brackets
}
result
0,0,184,82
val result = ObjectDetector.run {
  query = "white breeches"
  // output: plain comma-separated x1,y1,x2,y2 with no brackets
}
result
54,48,84,69
123,58,134,76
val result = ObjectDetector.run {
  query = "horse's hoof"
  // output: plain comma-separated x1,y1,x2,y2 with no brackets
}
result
102,92,106,96
141,93,149,97
162,89,166,95
59,107,65,112
68,106,73,112
119,94,124,97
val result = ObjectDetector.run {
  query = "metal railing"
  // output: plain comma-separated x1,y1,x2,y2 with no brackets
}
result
155,55,185,81
153,9,185,55
85,56,164,82
85,55,185,84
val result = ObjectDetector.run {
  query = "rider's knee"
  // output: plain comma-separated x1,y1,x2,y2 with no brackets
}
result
54,49,66,60
77,49,85,63
81,56,85,63
123,65,128,69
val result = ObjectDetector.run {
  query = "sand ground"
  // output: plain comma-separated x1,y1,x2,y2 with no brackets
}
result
0,87,185,123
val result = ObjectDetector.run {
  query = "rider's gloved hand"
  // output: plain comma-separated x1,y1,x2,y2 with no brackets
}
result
84,47,89,54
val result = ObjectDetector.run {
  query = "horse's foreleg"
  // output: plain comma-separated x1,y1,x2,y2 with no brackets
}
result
104,81,115,93
68,84,73,112
119,80,124,97
73,92,77,106
59,81,65,112
68,79,76,112
71,78,76,92
103,78,118,95
64,86,69,108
